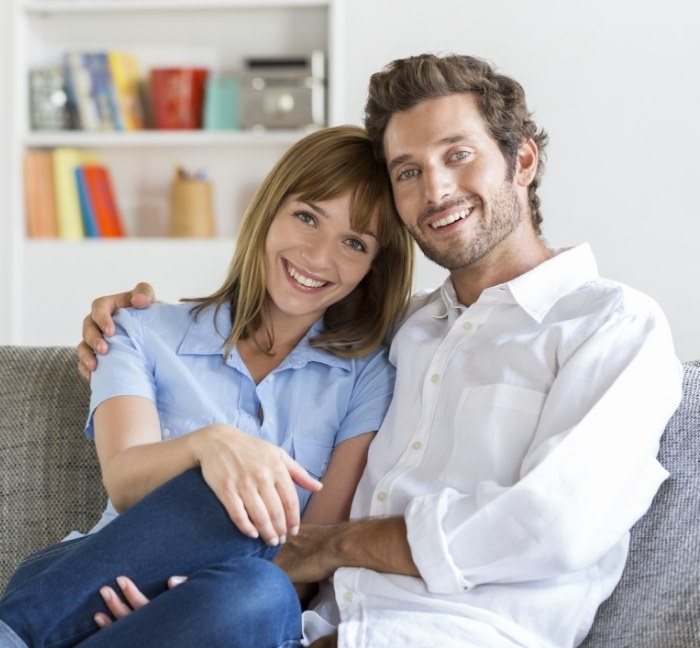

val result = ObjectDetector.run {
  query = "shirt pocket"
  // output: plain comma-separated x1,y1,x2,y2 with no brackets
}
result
292,436,334,481
157,406,214,440
442,383,547,488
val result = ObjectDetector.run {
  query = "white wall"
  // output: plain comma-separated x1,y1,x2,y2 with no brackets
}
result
0,0,12,344
337,0,700,361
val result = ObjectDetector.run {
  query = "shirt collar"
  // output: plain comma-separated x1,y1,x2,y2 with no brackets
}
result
434,243,599,323
505,243,598,322
177,302,351,371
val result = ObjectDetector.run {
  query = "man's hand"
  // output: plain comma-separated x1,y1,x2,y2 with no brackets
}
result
77,282,156,381
274,524,343,583
275,517,420,583
94,575,187,629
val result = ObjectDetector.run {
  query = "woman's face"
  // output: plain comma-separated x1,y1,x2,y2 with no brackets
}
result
264,192,380,328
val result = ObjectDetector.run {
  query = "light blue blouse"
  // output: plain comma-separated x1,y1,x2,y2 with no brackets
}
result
84,301,395,533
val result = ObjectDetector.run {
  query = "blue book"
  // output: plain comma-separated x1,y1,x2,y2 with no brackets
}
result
75,166,100,237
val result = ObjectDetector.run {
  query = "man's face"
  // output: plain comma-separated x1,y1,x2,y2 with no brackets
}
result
383,93,525,272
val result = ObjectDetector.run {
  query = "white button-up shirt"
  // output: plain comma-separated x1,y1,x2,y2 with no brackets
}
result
302,244,682,648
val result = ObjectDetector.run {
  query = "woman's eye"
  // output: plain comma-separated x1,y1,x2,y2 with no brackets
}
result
346,238,367,253
294,211,316,226
397,168,419,182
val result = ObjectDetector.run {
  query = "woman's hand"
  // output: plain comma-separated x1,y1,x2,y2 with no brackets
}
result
94,575,187,629
77,282,157,381
194,424,322,546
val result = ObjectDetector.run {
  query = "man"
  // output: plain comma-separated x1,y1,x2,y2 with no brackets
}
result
78,54,681,647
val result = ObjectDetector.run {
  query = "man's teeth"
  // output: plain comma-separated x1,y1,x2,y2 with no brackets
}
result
430,208,471,229
287,264,327,288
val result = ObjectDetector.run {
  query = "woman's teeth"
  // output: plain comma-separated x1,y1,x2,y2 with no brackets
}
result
430,208,472,229
287,264,327,288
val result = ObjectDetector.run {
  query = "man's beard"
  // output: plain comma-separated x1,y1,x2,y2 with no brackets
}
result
408,181,523,271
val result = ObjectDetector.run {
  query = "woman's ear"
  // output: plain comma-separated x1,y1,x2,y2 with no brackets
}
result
514,138,538,187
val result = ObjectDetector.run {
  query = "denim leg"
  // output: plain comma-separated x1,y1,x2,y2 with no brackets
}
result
0,469,279,648
77,558,302,648
3,536,90,598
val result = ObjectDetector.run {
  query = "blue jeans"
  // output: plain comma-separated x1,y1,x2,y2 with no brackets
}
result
0,469,302,648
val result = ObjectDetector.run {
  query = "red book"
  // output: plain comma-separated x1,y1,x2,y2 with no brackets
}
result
149,68,208,129
82,165,125,237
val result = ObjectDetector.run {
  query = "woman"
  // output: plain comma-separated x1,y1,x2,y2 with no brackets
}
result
0,125,413,648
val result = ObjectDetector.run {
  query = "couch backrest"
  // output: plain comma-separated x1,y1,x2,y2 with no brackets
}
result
582,360,700,647
0,346,104,590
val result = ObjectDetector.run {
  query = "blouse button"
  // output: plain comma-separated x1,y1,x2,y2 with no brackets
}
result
411,441,422,450
462,321,473,331
430,373,440,384
376,491,388,502
162,428,171,438
343,591,354,602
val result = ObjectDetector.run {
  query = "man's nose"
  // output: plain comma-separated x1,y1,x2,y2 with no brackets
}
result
423,167,455,205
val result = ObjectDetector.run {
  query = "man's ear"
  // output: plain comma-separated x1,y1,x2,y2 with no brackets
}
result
514,138,538,187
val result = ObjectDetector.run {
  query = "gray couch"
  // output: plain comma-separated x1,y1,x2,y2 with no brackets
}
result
1,346,699,646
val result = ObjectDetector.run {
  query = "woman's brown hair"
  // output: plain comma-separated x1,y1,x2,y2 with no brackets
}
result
188,125,414,358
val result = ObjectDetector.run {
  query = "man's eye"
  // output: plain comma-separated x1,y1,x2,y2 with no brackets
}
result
346,238,367,253
294,211,316,225
452,150,471,161
397,168,419,182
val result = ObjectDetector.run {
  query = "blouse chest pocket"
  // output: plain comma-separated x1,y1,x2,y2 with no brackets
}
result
292,436,334,480
442,383,547,489
157,406,214,440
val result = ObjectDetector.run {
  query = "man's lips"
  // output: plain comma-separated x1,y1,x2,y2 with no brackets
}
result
283,259,330,290
427,206,475,230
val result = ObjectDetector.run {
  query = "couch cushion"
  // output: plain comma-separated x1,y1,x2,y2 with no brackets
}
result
0,346,105,592
583,361,700,647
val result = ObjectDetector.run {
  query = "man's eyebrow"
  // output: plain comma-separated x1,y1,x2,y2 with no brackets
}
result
388,134,477,171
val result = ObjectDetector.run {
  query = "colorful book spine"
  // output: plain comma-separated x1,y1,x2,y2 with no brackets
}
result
75,167,100,237
83,165,125,238
64,53,101,131
52,148,98,239
108,51,144,130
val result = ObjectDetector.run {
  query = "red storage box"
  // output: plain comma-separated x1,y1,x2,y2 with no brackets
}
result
149,68,209,129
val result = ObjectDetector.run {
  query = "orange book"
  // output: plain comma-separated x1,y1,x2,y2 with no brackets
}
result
82,165,125,237
24,150,58,238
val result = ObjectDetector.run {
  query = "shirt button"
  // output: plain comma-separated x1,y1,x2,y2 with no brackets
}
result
431,373,440,383
376,491,387,502
343,591,354,602
162,428,171,438
462,321,472,331
268,375,275,382
411,441,422,450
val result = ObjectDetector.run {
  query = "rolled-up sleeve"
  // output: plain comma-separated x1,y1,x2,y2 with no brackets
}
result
405,308,682,594
84,308,156,440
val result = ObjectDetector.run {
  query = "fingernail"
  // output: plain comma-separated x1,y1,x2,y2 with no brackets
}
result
94,614,106,628
249,530,259,539
290,525,299,536
100,587,111,601
268,536,279,547
279,534,287,544
116,576,127,589
169,576,187,587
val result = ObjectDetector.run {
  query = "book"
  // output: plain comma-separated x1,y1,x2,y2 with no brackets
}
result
82,165,125,237
85,52,120,131
75,166,99,237
24,150,57,237
29,67,70,131
64,52,100,131
108,51,145,130
52,148,98,239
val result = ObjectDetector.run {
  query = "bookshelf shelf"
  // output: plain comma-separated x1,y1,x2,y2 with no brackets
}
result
24,130,313,148
21,0,329,14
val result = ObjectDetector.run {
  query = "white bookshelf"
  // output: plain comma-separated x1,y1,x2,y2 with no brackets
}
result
8,0,343,345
